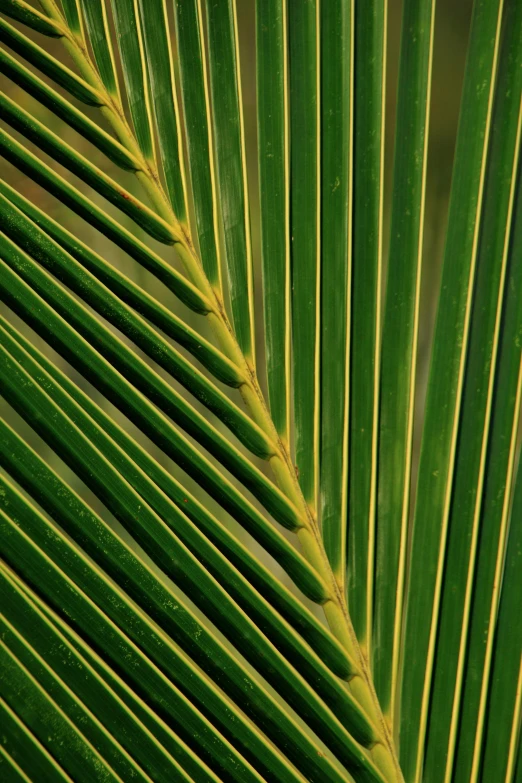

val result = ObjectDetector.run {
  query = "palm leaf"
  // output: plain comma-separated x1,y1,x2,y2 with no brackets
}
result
0,1,521,781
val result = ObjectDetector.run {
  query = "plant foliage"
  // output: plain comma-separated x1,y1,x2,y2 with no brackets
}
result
0,0,521,781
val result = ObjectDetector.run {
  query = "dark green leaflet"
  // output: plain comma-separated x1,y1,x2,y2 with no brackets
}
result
0,741,33,783
0,357,379,772
0,178,241,387
320,0,352,583
348,0,385,650
0,256,328,601
0,187,235,383
137,0,187,222
173,0,221,289
0,94,175,244
0,0,62,37
479,445,522,783
374,0,435,721
0,374,362,734
0,192,271,458
0,697,73,782
110,0,155,161
289,0,320,509
60,0,83,37
0,642,122,782
204,0,255,362
257,0,291,439
0,566,216,783
79,0,120,97
0,500,281,783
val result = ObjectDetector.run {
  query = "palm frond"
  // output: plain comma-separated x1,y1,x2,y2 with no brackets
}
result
0,1,521,781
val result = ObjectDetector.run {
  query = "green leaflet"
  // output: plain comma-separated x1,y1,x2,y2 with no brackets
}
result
2,0,519,780
0,192,271,456
0,361,379,772
0,642,121,782
423,2,522,777
0,178,241,386
60,0,83,37
0,233,306,530
137,0,187,222
0,502,276,783
0,0,63,38
79,0,120,98
1,614,153,782
479,437,522,783
0,364,362,734
0,564,219,783
257,0,291,439
173,0,222,289
320,0,352,583
0,258,326,600
451,57,522,783
0,180,239,385
0,128,208,312
348,0,385,650
110,0,155,161
289,0,320,508
0,697,73,782
2,420,376,768
0,742,32,783
374,0,435,721
204,0,255,362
